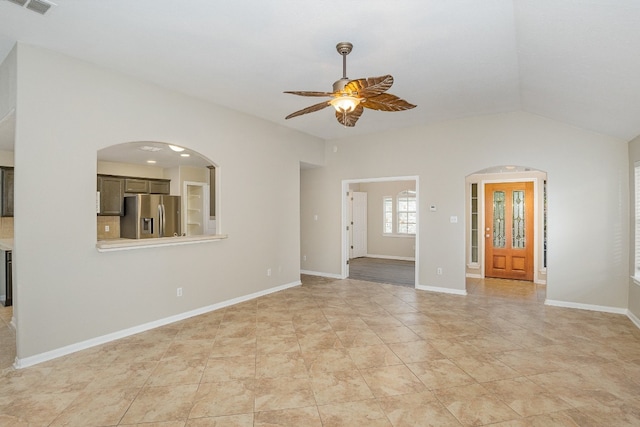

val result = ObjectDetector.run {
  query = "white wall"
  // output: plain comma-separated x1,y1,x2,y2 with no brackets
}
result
301,111,629,309
12,43,324,361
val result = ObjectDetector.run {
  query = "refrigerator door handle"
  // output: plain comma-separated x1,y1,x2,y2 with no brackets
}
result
158,203,164,237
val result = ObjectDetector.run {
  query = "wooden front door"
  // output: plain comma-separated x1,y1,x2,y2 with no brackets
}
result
484,182,534,281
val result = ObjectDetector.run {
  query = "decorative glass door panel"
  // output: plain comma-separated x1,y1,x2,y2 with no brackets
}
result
484,182,534,281
493,191,506,248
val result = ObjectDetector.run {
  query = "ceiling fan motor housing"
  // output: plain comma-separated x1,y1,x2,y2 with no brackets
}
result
333,78,351,93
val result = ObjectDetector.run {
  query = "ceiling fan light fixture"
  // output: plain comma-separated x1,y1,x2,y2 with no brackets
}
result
330,95,360,113
284,42,416,126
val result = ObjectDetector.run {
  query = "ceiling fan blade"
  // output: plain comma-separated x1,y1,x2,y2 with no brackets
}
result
284,91,335,97
344,75,394,98
285,100,331,119
361,93,417,112
335,105,364,127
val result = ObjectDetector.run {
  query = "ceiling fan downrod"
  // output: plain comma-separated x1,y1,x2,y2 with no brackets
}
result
336,42,352,80
334,42,353,92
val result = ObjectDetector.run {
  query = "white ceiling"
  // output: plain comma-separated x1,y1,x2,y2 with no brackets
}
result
1,0,640,148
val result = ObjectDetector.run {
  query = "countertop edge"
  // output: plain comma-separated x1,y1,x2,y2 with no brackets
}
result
96,235,228,252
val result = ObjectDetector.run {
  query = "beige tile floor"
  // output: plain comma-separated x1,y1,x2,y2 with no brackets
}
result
0,276,639,426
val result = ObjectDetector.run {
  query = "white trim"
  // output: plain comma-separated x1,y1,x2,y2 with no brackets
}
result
14,279,301,369
632,275,640,287
465,273,483,279
365,254,415,261
416,284,468,296
381,233,416,238
628,310,640,330
300,270,342,279
535,279,547,285
544,299,628,315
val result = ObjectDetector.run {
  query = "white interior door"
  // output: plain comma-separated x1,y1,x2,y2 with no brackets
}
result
351,191,367,258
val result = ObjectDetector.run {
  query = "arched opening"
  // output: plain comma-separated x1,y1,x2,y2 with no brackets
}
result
465,165,547,298
97,141,218,242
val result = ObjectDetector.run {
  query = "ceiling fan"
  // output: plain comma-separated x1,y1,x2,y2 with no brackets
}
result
284,42,417,127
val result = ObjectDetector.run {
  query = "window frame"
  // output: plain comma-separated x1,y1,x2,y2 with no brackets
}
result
383,196,393,234
396,190,416,235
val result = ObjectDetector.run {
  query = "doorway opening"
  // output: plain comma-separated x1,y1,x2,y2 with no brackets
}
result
341,176,419,287
465,166,547,293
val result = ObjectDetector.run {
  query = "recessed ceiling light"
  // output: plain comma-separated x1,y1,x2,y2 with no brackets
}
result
169,145,185,152
180,153,190,157
139,146,162,152
146,160,157,164
505,166,516,170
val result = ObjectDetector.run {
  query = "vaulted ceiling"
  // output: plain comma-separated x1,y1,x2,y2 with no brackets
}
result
1,0,639,142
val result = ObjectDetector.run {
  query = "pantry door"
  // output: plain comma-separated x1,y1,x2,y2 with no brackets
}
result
484,182,534,281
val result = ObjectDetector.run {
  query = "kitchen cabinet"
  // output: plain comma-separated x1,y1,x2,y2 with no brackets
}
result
97,175,125,216
124,178,149,194
148,179,170,194
97,175,171,216
0,167,14,217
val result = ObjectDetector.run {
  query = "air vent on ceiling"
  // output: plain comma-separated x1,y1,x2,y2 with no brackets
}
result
7,0,29,7
6,0,56,15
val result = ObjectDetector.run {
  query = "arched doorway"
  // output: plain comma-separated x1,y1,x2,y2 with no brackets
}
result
465,166,547,292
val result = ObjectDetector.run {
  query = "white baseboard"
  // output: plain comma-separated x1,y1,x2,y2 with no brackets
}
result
14,280,301,370
416,284,468,296
627,310,640,329
465,273,483,279
300,270,343,279
628,310,640,329
544,299,628,315
365,254,416,262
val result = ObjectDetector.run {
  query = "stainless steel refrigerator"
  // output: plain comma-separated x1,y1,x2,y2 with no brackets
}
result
120,195,181,239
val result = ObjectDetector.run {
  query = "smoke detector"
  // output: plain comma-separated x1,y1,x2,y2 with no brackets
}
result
6,0,56,15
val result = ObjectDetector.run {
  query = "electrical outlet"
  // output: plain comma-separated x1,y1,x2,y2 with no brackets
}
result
105,225,110,232
177,287,183,297
267,268,272,277
303,255,307,261
437,268,443,275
